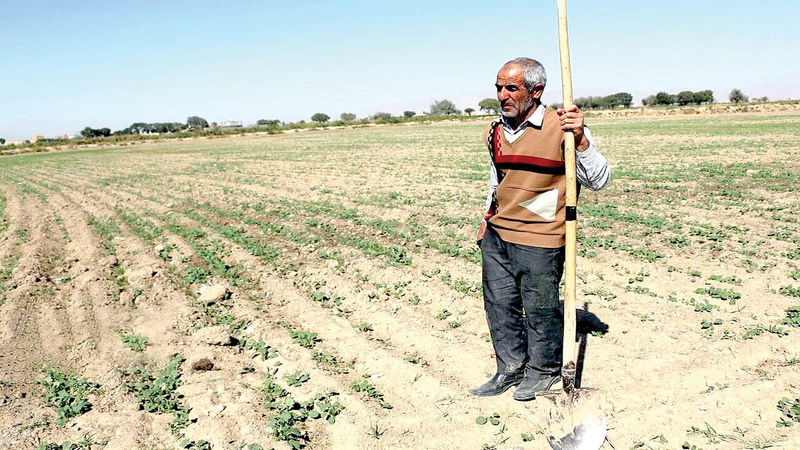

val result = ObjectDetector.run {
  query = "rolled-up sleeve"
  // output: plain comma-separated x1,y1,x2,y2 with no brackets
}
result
575,127,611,190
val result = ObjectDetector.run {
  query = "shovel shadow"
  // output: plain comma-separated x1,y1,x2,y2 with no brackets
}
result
574,302,608,389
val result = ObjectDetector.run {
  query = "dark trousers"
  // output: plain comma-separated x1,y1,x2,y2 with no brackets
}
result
480,225,565,377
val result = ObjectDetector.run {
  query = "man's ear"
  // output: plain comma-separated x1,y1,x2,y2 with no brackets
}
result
531,83,545,100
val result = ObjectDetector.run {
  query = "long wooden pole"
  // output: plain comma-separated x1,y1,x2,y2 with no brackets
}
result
557,0,578,395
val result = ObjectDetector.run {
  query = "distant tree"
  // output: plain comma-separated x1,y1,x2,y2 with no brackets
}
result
641,95,656,106
340,113,356,122
655,92,675,106
187,116,209,129
676,91,695,106
550,102,563,109
692,90,714,104
0,138,5,145
257,119,281,127
729,89,748,103
311,113,330,123
612,92,633,108
755,96,768,102
403,111,416,118
478,98,501,114
464,107,475,116
99,127,111,137
430,99,461,115
372,112,392,121
80,127,94,138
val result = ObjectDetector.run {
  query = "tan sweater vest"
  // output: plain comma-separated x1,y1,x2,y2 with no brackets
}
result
484,108,566,248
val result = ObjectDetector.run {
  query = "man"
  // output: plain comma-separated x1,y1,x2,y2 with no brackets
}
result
472,57,610,401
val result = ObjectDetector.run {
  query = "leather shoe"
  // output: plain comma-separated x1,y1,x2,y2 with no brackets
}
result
471,372,524,397
513,373,561,401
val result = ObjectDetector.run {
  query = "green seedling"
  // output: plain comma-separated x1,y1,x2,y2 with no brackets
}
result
289,330,320,348
118,331,149,352
693,299,717,313
37,369,100,426
286,371,310,387
350,377,392,409
785,306,800,327
777,396,800,426
354,322,373,333
779,285,800,298
121,354,190,435
312,350,352,374
695,286,741,304
368,422,387,439
180,440,212,450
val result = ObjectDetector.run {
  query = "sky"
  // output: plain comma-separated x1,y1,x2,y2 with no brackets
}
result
1,0,798,140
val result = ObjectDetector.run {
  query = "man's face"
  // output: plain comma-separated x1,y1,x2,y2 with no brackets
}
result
495,64,542,119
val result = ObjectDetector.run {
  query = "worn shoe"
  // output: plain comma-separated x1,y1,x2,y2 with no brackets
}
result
471,372,524,397
513,373,561,401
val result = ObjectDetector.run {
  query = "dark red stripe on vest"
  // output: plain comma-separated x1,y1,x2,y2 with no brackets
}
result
495,153,564,168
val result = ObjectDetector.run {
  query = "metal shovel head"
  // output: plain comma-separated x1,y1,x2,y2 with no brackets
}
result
547,413,606,450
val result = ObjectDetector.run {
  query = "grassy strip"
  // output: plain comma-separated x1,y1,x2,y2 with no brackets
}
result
87,216,129,291
117,208,163,244
579,234,664,262
0,192,7,233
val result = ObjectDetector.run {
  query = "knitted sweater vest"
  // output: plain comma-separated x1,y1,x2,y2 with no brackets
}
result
484,108,566,248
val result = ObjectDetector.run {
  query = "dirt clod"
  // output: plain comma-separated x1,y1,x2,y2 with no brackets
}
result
191,358,214,371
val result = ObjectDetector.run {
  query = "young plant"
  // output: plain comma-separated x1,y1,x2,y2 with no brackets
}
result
350,377,392,409
118,330,149,352
37,369,100,426
285,371,310,387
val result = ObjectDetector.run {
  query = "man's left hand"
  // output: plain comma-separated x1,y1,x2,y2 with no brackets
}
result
556,105,589,151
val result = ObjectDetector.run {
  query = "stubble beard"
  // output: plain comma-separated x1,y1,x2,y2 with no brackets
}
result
501,97,535,121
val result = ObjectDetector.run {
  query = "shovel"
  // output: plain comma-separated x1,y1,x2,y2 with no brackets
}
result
545,0,608,448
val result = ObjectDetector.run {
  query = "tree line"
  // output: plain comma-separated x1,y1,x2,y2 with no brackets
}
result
641,90,714,106
27,87,769,146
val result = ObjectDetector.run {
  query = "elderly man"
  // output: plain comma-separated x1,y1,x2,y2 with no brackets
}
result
473,57,610,401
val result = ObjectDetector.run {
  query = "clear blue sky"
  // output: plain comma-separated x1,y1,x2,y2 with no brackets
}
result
1,0,798,140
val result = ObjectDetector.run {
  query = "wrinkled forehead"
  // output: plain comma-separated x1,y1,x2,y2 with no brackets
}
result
496,63,524,82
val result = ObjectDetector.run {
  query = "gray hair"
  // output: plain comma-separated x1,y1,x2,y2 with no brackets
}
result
505,57,547,91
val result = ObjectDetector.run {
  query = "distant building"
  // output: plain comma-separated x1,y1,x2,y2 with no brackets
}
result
4,140,26,146
30,135,45,143
221,120,242,128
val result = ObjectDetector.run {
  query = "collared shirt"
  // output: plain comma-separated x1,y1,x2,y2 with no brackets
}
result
484,104,611,214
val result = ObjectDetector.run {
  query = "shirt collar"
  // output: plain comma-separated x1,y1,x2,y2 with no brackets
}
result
502,103,546,131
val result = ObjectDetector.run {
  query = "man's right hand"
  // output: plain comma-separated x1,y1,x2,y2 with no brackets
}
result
476,221,487,245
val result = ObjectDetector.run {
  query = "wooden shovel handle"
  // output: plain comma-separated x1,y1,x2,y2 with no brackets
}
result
557,0,578,380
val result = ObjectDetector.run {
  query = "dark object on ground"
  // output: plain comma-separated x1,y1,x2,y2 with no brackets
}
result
191,358,214,371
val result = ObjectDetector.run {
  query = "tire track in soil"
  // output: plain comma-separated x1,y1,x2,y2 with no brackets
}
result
0,189,83,448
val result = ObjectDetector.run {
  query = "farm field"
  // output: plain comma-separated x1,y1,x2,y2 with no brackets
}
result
1,111,800,449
